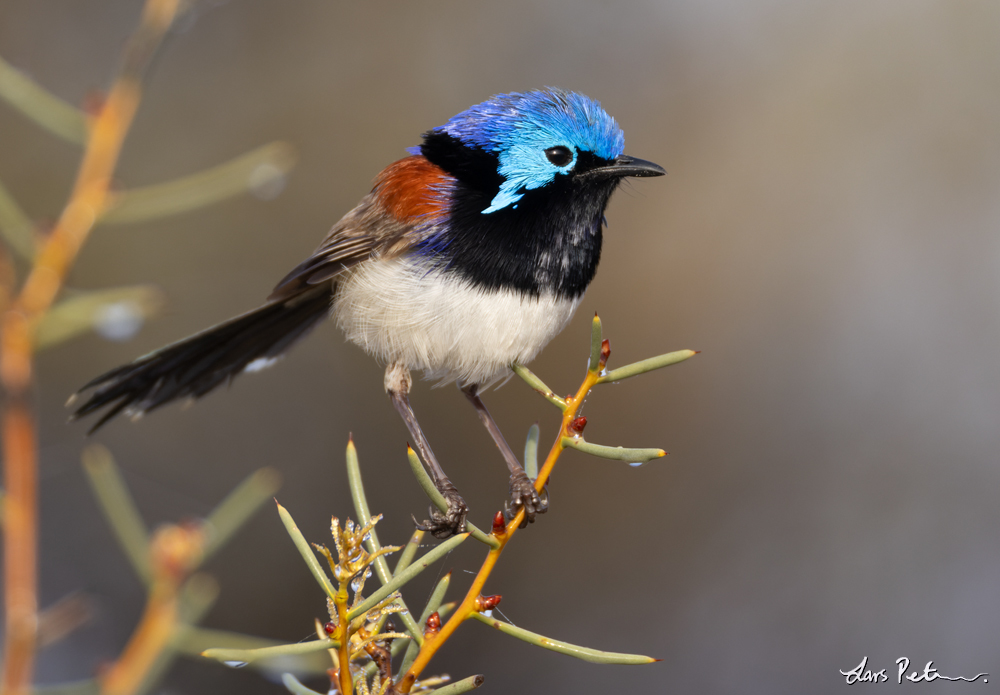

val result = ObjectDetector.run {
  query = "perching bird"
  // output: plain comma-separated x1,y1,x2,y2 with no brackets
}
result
71,88,665,537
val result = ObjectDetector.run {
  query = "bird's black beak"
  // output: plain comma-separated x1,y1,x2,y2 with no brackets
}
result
580,154,666,180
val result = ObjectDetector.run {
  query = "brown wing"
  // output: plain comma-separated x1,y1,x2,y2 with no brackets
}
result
268,194,415,301
268,156,452,302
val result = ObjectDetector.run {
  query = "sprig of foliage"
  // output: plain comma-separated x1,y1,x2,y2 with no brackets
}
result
203,317,695,694
0,2,300,691
80,446,285,694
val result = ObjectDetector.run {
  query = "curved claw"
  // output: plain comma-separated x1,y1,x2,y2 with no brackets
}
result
414,486,468,539
505,469,548,528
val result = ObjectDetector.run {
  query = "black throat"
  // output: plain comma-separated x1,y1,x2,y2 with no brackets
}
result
419,132,621,299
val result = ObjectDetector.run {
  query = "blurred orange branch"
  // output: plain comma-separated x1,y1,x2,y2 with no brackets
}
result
0,403,37,695
0,2,179,693
100,524,204,695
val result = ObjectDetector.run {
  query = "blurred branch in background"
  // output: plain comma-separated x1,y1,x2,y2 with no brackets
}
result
0,0,299,692
35,285,165,351
0,181,36,263
0,53,88,145
100,142,297,225
0,0,181,688
82,445,284,695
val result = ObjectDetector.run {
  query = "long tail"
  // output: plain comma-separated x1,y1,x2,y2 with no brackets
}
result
70,285,333,432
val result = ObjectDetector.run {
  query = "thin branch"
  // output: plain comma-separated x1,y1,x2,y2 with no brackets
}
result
81,445,153,585
0,180,35,262
0,54,88,144
202,468,281,561
397,324,613,692
99,142,297,225
0,402,37,695
98,526,206,695
0,3,180,693
345,439,424,643
470,612,656,664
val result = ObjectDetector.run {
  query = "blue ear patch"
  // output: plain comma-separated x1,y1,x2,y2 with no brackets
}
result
483,187,523,215
483,142,579,214
427,89,624,214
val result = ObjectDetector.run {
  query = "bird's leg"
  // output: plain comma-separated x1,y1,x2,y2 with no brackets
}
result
461,383,548,527
385,362,468,538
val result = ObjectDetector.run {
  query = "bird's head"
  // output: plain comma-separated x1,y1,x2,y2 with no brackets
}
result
416,88,664,215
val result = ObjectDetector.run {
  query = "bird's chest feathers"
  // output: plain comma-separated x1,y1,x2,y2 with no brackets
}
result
406,175,609,299
333,258,582,385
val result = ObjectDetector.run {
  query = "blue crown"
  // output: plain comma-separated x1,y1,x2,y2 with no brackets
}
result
426,89,625,213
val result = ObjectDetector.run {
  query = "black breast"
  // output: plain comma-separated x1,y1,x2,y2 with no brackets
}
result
418,132,620,299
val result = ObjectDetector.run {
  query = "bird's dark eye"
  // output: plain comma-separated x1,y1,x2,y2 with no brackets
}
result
544,145,574,167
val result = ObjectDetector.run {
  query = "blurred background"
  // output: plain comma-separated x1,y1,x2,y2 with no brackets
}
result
1,0,999,692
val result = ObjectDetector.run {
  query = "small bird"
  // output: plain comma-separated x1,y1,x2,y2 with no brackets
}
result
71,88,665,537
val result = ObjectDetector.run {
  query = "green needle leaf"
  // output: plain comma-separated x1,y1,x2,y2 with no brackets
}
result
512,364,567,410
0,54,87,143
37,285,165,351
202,468,281,561
81,445,151,584
394,529,425,576
524,424,540,481
0,178,35,261
175,626,281,655
400,571,452,676
345,438,422,644
470,613,657,664
178,573,220,626
424,675,486,694
588,314,603,372
276,503,337,600
421,572,453,626
180,625,336,675
348,532,468,621
32,681,99,695
406,447,499,549
281,674,326,695
99,142,297,225
560,437,666,463
597,349,697,383
202,638,337,667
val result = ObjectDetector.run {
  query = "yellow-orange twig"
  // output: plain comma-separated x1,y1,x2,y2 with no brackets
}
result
336,584,352,695
0,2,179,693
17,0,179,331
99,588,180,695
0,402,38,695
99,523,204,695
397,344,609,692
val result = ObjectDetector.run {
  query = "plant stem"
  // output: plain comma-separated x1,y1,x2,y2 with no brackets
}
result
0,401,37,695
98,587,179,695
0,2,179,692
397,346,607,692
336,582,353,695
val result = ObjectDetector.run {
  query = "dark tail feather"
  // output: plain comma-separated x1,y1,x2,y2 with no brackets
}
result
70,285,333,432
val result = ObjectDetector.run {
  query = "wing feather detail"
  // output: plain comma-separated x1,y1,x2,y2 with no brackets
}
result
269,156,453,301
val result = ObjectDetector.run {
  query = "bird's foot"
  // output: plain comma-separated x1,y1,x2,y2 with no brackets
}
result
414,481,468,539
504,468,548,528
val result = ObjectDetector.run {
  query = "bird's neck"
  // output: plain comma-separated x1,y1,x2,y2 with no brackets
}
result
420,177,617,299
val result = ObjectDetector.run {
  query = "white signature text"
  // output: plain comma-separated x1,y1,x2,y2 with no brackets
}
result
840,656,988,684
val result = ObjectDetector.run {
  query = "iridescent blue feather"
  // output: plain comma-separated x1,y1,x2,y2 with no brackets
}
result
420,88,625,214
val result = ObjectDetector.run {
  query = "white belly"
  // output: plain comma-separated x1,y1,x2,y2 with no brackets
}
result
333,257,582,385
